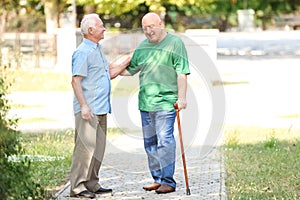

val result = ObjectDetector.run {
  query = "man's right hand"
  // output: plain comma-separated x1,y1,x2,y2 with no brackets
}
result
81,104,94,120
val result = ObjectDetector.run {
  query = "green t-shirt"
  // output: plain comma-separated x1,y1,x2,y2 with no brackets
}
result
127,33,190,112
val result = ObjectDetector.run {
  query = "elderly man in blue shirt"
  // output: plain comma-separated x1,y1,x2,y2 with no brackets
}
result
70,13,131,199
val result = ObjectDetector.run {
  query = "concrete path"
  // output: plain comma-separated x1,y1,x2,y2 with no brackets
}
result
54,134,226,199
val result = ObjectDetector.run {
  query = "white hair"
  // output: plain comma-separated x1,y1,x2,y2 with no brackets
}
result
80,13,100,35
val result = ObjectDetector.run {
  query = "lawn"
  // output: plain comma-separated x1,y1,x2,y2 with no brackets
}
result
8,69,72,92
223,126,300,199
20,130,73,197
8,68,138,95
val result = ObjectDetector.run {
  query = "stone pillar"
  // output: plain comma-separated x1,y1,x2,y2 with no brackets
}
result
55,28,77,71
237,9,255,31
184,29,219,62
75,29,83,47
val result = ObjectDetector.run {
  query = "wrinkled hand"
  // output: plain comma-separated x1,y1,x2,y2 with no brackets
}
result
81,104,94,120
175,98,187,111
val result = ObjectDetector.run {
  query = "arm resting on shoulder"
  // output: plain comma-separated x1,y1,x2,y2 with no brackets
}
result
109,56,132,79
119,69,132,76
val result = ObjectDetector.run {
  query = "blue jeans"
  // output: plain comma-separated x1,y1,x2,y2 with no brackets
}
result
140,110,176,188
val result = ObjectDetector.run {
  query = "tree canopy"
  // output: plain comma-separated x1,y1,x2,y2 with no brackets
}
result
1,0,300,33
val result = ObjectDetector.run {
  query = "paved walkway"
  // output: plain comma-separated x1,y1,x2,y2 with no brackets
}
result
54,134,226,199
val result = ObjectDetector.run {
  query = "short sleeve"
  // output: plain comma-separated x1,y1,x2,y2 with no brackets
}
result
173,38,190,75
126,50,142,75
72,51,88,77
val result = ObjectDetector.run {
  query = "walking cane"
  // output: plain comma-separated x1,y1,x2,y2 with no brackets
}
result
174,103,191,195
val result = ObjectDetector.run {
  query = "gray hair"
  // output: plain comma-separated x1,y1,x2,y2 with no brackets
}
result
80,13,99,35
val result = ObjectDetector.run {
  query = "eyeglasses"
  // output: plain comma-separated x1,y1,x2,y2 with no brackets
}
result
142,24,156,32
91,24,105,29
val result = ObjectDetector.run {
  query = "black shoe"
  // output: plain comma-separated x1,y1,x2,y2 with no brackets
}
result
94,187,112,194
74,190,96,199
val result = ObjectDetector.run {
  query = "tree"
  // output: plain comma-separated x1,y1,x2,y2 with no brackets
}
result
0,66,45,199
0,0,20,33
2,0,300,33
244,0,300,30
43,0,68,34
73,0,217,30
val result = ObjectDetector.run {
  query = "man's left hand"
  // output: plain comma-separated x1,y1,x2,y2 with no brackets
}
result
176,98,187,110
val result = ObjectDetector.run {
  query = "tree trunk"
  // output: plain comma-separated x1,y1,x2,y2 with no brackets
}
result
0,9,7,35
44,0,59,34
0,10,8,67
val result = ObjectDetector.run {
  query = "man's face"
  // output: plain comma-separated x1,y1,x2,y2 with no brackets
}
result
142,18,164,43
89,19,106,42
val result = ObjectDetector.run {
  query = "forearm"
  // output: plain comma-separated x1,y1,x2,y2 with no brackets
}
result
110,63,127,79
72,76,94,120
71,76,87,107
109,56,132,79
119,69,132,76
176,74,188,110
177,74,187,99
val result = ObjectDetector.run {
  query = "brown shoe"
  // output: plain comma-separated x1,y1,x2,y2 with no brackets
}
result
143,182,161,191
155,184,175,194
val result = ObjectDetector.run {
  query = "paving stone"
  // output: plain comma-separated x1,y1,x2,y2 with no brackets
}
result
54,135,227,200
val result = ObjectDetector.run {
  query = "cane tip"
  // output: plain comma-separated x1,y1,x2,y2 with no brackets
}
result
174,103,178,109
186,188,191,195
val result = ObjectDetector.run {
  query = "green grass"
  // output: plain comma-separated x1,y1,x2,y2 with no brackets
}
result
19,117,59,124
280,114,300,118
11,104,45,109
8,69,138,95
223,126,300,199
21,130,74,196
8,69,72,92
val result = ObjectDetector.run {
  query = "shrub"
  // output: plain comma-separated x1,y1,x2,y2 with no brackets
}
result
0,66,45,199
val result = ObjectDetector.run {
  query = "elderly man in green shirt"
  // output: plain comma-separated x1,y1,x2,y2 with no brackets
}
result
121,12,190,194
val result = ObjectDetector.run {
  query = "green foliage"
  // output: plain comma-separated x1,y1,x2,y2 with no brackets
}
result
2,0,300,32
0,0,46,32
0,67,20,157
0,158,45,199
0,66,46,199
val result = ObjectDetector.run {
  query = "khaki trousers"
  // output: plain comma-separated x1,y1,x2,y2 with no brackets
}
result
70,113,107,195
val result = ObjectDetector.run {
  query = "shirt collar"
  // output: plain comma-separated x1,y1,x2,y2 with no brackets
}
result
83,38,99,49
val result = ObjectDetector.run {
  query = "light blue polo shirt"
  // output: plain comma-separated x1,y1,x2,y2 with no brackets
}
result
72,38,111,115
